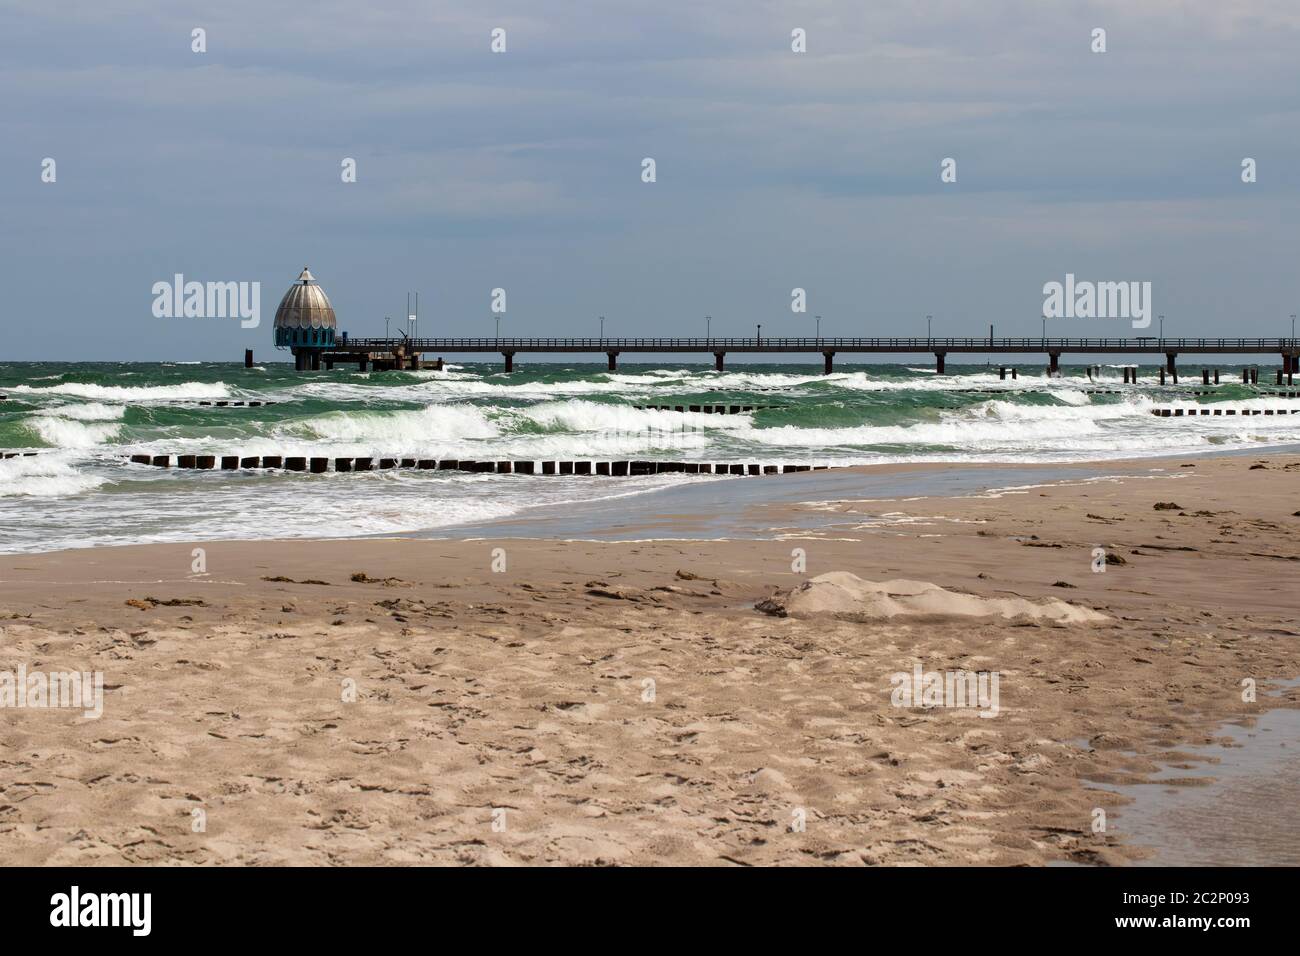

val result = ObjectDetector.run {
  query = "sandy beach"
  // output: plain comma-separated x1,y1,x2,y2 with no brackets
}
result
2,452,1297,866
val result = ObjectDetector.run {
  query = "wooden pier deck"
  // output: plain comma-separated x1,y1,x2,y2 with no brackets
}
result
278,336,1300,376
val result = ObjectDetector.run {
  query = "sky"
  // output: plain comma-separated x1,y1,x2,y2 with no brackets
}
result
2,0,1299,361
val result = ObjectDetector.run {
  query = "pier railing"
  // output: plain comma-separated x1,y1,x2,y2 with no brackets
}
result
335,336,1298,353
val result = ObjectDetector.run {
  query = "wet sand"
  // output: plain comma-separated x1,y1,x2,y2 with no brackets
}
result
1,453,1297,865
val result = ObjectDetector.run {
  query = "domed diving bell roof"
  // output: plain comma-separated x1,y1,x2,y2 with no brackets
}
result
274,267,337,331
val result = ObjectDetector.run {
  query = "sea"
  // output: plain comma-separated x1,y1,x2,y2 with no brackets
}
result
2,360,1298,554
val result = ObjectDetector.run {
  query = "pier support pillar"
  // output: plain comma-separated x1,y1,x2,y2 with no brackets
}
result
607,351,619,372
935,352,946,374
503,351,515,373
1214,369,1220,384
410,354,421,371
393,352,405,371
310,351,321,371
1048,352,1060,376
434,357,444,371
714,351,725,372
359,355,369,372
1165,352,1177,374
1159,367,1166,385
1202,369,1210,385
822,351,835,375
999,366,1006,380
244,348,253,369
294,350,307,371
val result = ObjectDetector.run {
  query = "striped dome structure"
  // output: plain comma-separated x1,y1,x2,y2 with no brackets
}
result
273,267,337,350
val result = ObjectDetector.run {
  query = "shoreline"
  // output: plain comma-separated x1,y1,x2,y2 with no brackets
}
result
2,451,1297,864
7,445,1300,557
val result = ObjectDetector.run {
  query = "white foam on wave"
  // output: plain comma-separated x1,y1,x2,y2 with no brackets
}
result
284,403,500,446
0,454,108,498
23,416,121,448
520,399,750,433
8,381,233,401
33,402,126,422
973,396,1151,422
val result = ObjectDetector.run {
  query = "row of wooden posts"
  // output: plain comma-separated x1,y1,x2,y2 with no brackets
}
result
1100,366,1293,386
1151,407,1300,417
124,455,829,476
633,404,769,413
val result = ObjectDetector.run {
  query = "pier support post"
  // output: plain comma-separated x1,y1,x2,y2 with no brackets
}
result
935,352,946,374
410,354,421,371
822,351,834,375
1048,352,1060,376
607,351,618,372
1202,369,1210,385
358,355,369,372
714,351,725,372
1000,366,1006,380
434,357,444,371
1159,367,1166,385
1214,369,1220,384
1165,352,1177,375
310,351,321,371
294,351,307,371
503,351,515,373
244,348,253,369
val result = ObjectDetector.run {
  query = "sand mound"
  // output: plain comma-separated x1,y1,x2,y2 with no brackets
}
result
757,572,1108,625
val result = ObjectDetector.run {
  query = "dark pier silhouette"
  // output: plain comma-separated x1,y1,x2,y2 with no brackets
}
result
272,335,1300,380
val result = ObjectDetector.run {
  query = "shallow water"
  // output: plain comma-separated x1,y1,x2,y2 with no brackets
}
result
421,461,1119,540
1087,699,1300,866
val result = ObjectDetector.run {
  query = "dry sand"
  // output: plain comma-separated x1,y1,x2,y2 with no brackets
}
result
1,453,1297,865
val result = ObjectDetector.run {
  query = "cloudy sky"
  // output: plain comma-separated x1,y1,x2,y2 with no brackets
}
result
2,0,1298,360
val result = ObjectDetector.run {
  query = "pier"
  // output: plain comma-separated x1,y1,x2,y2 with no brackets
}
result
282,336,1300,377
